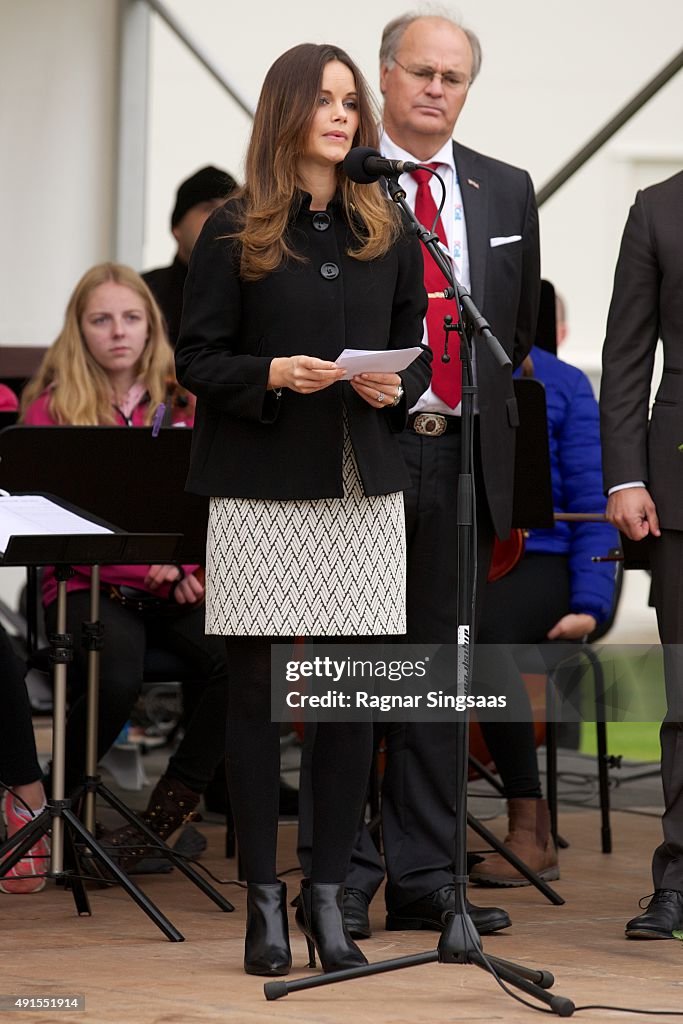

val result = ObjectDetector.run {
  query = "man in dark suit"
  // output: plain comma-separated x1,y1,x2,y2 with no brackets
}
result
143,165,237,346
600,171,683,939
297,12,540,937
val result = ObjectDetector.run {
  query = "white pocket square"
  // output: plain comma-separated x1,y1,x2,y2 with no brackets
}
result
490,235,522,248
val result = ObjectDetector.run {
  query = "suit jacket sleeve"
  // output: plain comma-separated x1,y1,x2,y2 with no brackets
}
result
174,206,280,424
513,171,541,370
599,191,660,490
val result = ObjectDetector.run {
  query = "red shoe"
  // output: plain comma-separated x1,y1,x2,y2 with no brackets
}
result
0,794,50,894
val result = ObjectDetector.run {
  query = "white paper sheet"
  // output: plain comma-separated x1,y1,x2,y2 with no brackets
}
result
0,494,112,554
334,347,423,380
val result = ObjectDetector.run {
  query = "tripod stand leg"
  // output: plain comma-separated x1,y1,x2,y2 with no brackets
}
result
63,825,92,916
485,954,554,989
264,951,439,1000
469,950,574,1015
92,782,234,912
0,810,50,877
62,808,184,941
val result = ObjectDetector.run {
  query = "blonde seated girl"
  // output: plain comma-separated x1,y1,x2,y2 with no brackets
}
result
20,264,230,849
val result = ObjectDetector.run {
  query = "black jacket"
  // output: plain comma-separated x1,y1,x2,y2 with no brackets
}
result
175,194,431,499
451,142,541,539
142,256,187,347
600,170,683,529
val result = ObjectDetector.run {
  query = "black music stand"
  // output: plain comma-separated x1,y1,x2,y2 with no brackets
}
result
0,425,208,562
0,427,234,937
0,496,192,939
510,377,554,530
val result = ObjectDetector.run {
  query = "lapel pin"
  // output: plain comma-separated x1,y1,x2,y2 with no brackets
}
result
467,178,480,190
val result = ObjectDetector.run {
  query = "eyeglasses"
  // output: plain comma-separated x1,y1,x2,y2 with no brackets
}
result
392,59,470,93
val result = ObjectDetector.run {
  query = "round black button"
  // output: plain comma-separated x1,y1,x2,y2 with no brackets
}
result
312,212,331,231
320,262,339,280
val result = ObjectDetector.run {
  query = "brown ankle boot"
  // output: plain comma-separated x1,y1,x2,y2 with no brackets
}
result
469,798,559,887
101,776,201,871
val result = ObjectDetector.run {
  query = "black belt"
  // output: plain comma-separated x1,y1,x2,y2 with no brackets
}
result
407,412,461,437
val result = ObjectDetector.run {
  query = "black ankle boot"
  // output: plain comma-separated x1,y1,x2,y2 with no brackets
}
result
295,880,368,973
244,882,292,976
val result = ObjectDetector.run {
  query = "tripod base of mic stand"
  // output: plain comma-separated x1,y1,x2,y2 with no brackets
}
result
263,910,575,1016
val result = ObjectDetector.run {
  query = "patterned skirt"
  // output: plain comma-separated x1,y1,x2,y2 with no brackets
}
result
205,428,406,637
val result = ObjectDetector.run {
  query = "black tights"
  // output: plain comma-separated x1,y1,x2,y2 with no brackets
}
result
224,636,373,884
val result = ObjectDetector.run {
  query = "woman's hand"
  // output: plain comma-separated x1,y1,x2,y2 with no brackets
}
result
546,613,597,641
268,356,345,394
144,564,182,590
350,372,403,409
144,564,204,604
172,573,205,605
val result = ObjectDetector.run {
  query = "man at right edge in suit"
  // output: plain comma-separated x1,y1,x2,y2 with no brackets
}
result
600,170,683,939
336,11,541,938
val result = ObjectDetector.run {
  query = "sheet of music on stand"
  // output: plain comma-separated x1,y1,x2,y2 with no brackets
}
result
0,493,112,555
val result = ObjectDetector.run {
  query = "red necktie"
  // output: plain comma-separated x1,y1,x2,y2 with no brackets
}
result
411,165,461,407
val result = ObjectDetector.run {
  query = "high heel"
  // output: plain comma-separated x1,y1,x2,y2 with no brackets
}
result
244,882,292,976
295,879,368,973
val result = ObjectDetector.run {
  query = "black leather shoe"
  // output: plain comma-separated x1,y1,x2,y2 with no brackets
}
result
295,880,368,972
625,889,683,939
343,888,372,939
386,885,511,935
244,882,292,976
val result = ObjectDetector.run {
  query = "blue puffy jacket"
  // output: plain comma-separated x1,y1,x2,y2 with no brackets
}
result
520,347,618,625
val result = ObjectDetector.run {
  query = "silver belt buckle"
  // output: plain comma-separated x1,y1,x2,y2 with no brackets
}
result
413,413,447,437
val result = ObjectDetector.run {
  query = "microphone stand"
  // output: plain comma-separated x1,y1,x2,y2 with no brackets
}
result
264,174,575,1014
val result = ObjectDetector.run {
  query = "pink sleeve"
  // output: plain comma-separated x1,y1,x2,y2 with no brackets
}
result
0,384,19,412
22,392,57,425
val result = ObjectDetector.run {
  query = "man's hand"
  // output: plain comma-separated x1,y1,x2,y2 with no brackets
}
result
606,486,660,541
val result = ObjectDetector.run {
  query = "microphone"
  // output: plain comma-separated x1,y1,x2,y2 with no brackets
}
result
343,147,418,184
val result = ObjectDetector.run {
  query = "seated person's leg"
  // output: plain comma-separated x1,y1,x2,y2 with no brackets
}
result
0,626,49,894
469,557,567,886
43,590,146,796
101,606,231,864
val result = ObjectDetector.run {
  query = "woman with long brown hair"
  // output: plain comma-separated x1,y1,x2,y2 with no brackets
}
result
176,43,430,976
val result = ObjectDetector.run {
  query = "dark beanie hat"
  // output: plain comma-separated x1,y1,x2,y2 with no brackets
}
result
171,165,238,227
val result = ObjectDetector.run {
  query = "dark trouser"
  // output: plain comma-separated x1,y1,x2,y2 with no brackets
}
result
477,554,571,799
44,589,229,796
224,636,373,885
299,424,502,906
0,625,42,787
648,530,683,891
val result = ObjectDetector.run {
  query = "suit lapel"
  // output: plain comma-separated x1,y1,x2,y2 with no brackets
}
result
453,141,488,311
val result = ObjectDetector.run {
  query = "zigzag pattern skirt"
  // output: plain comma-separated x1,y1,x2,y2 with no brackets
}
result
205,427,406,637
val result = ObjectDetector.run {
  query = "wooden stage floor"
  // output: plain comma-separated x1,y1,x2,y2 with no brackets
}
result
3,809,683,1024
